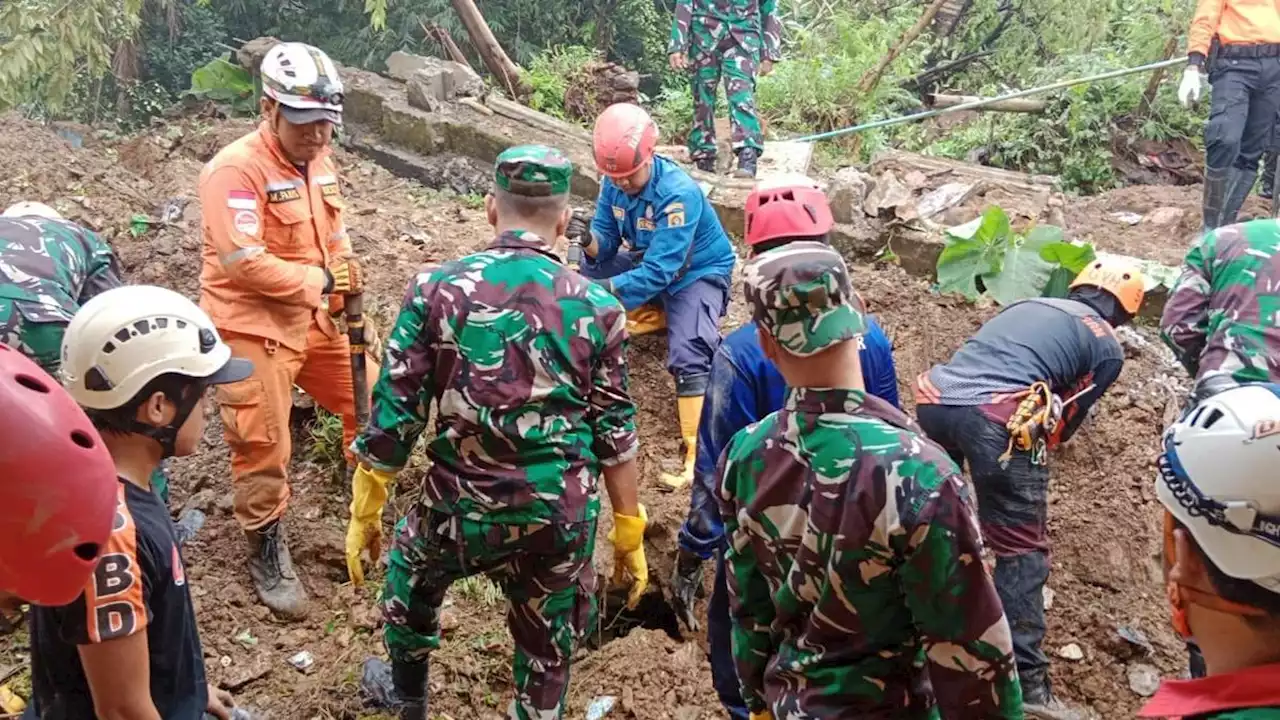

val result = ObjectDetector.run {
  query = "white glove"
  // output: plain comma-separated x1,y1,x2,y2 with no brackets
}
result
1178,66,1204,107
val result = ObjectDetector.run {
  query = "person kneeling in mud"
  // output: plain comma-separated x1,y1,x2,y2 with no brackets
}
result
348,145,647,720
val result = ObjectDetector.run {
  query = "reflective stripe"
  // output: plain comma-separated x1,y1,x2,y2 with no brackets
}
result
222,246,265,266
313,174,336,185
266,180,302,192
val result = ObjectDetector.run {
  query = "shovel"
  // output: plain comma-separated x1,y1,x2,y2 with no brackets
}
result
345,293,370,429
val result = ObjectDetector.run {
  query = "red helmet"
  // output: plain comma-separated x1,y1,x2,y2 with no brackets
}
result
593,103,659,179
0,344,116,605
744,176,835,247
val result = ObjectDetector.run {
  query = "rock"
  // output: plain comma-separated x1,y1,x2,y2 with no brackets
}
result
827,167,875,224
1042,585,1055,611
673,707,701,720
864,170,912,218
407,67,447,112
1109,211,1144,226
222,658,273,691
1117,625,1155,657
386,50,434,82
180,488,217,515
1144,206,1185,226
585,696,616,720
1057,643,1085,661
215,493,234,514
917,182,976,220
1127,663,1161,696
448,62,485,98
288,650,315,673
440,607,461,632
236,37,281,77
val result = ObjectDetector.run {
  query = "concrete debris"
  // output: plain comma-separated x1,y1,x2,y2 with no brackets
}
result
1116,625,1155,657
864,170,912,218
1144,206,1186,226
288,650,315,673
1057,643,1085,661
916,182,976,220
1127,663,1161,696
1042,585,1055,611
391,52,485,103
407,68,447,113
235,37,281,77
585,696,617,720
1109,211,1144,226
826,167,875,224
386,50,433,82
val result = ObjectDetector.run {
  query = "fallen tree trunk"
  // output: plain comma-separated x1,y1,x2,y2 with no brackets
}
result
447,0,528,99
929,93,1046,113
421,21,472,69
858,0,950,94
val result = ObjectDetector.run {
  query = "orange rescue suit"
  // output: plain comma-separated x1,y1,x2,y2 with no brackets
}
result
1188,0,1280,60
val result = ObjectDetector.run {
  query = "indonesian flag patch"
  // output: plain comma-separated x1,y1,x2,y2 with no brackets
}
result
227,190,256,210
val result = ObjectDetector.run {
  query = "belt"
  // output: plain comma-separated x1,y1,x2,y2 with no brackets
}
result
1218,43,1280,59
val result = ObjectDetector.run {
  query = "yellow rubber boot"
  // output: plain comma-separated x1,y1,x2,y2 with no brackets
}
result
627,305,667,336
660,394,704,492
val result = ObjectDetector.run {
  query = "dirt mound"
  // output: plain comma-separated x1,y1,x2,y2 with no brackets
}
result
0,113,1188,719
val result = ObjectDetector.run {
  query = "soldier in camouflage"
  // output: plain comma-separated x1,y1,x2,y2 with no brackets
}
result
0,202,121,374
349,145,648,720
716,242,1023,719
669,0,782,178
1161,218,1280,386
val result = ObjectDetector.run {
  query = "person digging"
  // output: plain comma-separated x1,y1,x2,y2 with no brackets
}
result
565,102,737,492
346,145,647,720
915,259,1146,720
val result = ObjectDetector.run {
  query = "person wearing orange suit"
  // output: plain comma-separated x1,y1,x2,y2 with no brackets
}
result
198,42,377,619
1180,0,1280,230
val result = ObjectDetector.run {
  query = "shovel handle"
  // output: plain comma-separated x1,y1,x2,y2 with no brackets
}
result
345,293,370,430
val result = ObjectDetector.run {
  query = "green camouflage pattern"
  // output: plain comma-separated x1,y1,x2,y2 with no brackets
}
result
382,505,597,720
716,387,1022,718
743,241,866,357
495,144,573,197
670,0,780,158
1200,710,1280,718
0,216,121,374
351,229,640,526
1161,219,1280,383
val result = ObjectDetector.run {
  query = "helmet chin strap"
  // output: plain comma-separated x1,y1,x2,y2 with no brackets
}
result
128,388,203,459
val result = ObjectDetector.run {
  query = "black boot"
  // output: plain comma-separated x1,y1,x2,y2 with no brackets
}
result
1221,166,1259,227
734,147,758,179
361,657,428,720
694,156,716,174
1261,151,1278,200
1022,674,1085,720
245,520,309,619
1201,166,1231,232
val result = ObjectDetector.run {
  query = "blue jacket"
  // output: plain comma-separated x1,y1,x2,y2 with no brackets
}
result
678,316,901,558
590,155,736,310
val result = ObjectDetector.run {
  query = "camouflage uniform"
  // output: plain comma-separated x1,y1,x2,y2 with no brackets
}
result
716,243,1022,718
1162,219,1280,384
0,216,121,373
670,0,782,161
352,146,640,720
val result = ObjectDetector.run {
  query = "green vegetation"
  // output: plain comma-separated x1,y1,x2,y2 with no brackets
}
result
936,206,1096,304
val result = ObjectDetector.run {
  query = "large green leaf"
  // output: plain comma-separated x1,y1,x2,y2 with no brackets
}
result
982,224,1059,305
188,55,253,104
937,207,1012,300
1039,237,1095,274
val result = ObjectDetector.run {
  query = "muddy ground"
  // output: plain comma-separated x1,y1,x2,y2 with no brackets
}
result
0,112,1199,719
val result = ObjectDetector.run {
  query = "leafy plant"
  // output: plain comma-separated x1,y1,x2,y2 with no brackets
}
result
937,206,1095,304
307,407,347,476
522,45,598,119
186,54,255,113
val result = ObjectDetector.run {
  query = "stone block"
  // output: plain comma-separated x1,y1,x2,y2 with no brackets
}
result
407,68,449,112
386,51,434,82
446,62,485,98
827,167,875,224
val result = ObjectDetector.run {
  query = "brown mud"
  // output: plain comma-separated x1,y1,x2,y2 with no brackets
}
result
0,112,1196,718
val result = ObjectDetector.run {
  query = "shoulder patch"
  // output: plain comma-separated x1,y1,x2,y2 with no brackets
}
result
664,202,686,228
226,190,255,210
612,206,625,221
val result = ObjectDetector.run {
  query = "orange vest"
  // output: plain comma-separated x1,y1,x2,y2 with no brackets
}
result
1188,0,1280,58
198,123,351,352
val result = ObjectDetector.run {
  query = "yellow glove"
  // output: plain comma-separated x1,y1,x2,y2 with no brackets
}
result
327,257,364,295
346,463,396,587
607,505,648,609
749,712,774,720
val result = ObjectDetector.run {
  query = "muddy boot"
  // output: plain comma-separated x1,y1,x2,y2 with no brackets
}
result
1201,166,1230,233
361,657,427,720
1261,151,1278,200
1220,166,1258,227
1022,677,1085,720
695,156,716,174
733,147,758,179
246,520,309,619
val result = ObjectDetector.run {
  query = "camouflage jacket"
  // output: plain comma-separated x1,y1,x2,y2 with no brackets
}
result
716,387,1022,718
0,217,122,323
1161,220,1280,383
352,230,640,526
669,0,783,60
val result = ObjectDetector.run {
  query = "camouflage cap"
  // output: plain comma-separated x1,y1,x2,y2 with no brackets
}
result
743,241,866,357
494,144,573,197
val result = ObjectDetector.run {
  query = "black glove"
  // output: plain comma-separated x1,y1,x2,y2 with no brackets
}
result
566,209,591,242
670,548,704,632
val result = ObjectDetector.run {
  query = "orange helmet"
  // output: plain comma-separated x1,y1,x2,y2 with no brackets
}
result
1070,258,1145,315
593,103,659,179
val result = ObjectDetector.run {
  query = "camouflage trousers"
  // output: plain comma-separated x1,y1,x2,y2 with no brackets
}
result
382,505,598,720
0,300,171,502
688,36,763,160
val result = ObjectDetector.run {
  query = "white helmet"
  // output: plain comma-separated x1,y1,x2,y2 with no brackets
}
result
61,285,252,411
1157,383,1280,595
3,201,62,220
260,42,343,125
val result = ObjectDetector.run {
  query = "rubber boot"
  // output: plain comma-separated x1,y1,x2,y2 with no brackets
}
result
1261,151,1278,200
1201,166,1230,233
695,156,716,174
361,657,427,720
626,305,667,336
734,147,758,179
246,520,309,619
1220,166,1258,227
659,394,704,492
1022,675,1085,720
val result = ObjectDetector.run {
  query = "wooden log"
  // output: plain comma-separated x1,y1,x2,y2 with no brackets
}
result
857,0,950,94
421,21,472,70
447,0,529,99
870,148,1058,191
486,96,590,140
928,93,1047,113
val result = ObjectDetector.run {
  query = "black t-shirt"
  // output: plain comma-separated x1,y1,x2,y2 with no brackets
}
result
29,478,207,719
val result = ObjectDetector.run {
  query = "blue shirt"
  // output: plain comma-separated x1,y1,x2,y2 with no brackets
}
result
678,316,901,558
590,155,736,310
